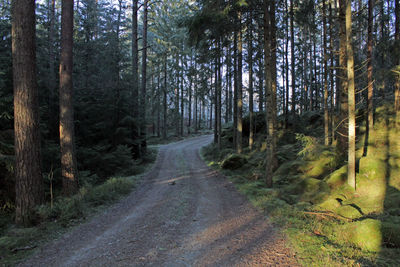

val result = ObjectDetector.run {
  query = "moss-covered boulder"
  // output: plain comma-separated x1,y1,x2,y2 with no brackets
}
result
335,205,364,219
300,150,340,179
341,219,382,252
325,165,347,188
221,154,248,170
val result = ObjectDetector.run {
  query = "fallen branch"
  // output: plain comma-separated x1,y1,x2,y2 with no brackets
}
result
11,245,37,253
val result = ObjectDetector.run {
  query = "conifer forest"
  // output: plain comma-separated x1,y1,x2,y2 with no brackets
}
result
1,0,400,265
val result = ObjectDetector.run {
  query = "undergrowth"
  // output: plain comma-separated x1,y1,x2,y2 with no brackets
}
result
0,148,157,266
202,104,400,266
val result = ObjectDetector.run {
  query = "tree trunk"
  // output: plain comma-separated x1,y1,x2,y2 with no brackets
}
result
194,60,198,133
264,0,275,188
157,62,161,137
284,0,289,128
48,0,57,137
367,0,374,137
163,54,167,140
290,0,296,116
12,0,44,225
175,55,180,136
233,30,238,150
323,0,329,145
60,0,78,196
132,0,139,155
140,0,148,154
337,0,348,157
180,53,184,136
237,12,243,154
395,0,400,127
345,0,356,189
248,10,254,150
329,1,336,143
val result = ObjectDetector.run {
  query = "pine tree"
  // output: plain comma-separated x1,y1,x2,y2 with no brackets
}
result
60,0,78,196
12,0,44,224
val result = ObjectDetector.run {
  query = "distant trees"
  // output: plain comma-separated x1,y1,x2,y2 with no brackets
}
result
12,0,43,224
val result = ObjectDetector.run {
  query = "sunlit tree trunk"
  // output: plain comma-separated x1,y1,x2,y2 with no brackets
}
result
346,0,356,189
12,0,44,225
60,0,78,196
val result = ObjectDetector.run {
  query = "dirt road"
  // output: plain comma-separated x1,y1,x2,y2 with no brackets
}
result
21,135,298,266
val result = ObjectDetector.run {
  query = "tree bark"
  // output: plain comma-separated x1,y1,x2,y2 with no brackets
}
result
60,0,78,196
367,0,374,136
337,0,348,157
345,0,356,189
12,0,44,225
395,0,400,127
290,0,296,116
163,54,167,140
132,0,140,155
264,0,276,188
323,0,329,145
237,12,243,154
140,0,148,154
248,10,254,150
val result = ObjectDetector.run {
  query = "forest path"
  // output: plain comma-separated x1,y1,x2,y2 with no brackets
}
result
21,135,298,267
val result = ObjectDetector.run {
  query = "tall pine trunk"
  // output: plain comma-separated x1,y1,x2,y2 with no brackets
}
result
12,0,44,225
395,0,400,127
323,0,329,145
367,0,374,141
140,0,148,154
346,0,356,189
132,0,139,155
60,0,78,196
290,0,296,116
337,0,348,157
248,10,254,150
237,12,243,154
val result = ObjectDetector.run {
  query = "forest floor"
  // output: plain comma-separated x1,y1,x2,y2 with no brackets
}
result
19,135,298,267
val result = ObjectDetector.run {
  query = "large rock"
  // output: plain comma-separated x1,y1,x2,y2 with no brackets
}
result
221,154,248,170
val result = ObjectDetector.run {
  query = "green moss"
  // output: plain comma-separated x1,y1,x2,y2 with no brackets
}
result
341,219,382,252
335,205,363,219
325,166,347,188
301,150,340,179
220,153,248,170
359,157,387,181
317,197,341,211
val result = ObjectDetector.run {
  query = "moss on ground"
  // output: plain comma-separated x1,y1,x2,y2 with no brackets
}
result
202,103,400,266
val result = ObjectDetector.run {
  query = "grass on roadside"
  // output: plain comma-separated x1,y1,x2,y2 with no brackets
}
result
0,148,157,266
